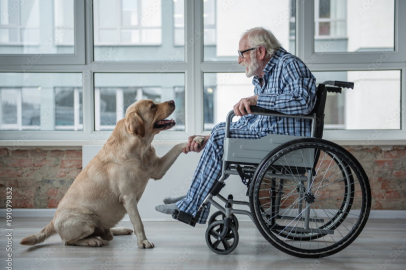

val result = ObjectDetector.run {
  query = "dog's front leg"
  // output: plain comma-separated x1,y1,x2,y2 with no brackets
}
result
151,142,187,180
122,195,154,249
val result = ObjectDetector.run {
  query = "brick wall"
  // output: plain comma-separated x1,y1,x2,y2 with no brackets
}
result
0,148,82,208
0,146,405,210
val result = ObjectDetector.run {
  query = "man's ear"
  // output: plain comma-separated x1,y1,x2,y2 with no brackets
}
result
258,46,267,59
125,112,145,137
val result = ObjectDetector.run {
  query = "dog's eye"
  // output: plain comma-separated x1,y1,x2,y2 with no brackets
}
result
150,104,156,109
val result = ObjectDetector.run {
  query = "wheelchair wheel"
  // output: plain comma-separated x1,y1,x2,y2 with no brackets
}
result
208,211,239,230
205,221,239,255
249,138,371,258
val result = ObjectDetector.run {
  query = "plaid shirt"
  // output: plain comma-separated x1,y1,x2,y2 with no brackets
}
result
232,47,316,137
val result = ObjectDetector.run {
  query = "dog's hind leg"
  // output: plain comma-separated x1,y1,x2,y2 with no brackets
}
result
111,227,133,236
55,217,106,247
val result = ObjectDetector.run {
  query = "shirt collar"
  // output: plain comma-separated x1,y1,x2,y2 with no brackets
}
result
252,47,287,86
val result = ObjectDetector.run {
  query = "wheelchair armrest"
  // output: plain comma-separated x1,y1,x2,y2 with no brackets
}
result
225,106,316,138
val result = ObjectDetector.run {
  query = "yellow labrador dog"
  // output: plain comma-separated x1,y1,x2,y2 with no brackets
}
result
21,99,186,248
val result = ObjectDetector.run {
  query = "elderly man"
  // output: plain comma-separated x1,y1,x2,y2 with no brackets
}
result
155,27,316,224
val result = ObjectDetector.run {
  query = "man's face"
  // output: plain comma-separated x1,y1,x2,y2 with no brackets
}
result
238,36,260,78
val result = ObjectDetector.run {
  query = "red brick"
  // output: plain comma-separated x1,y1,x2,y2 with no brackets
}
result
372,200,383,210
0,149,8,156
13,199,35,208
396,149,406,158
379,178,391,190
49,150,65,158
5,158,33,168
30,149,47,158
47,188,58,198
65,150,82,159
0,168,23,178
383,150,397,159
385,190,401,200
33,159,57,167
67,169,82,178
393,171,406,178
374,160,394,168
60,159,82,169
17,179,37,188
56,168,67,178
10,150,30,157
47,198,59,208
372,190,385,200
1,180,19,188
13,188,35,198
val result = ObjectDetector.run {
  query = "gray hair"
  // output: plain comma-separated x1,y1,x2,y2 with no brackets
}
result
242,27,281,57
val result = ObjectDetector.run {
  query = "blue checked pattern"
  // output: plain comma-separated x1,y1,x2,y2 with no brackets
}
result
176,47,316,224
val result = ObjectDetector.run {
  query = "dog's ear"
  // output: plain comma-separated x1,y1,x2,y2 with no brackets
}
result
125,112,145,137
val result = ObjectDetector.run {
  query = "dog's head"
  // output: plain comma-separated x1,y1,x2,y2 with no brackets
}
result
124,99,176,137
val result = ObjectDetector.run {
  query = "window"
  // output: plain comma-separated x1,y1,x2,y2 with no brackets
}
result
0,73,83,131
0,0,405,145
0,0,75,54
94,73,185,131
205,0,296,61
314,0,395,52
313,70,401,130
203,73,253,131
94,0,184,61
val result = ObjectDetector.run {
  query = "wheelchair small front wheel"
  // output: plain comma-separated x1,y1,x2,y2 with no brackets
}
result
205,221,239,255
208,211,239,230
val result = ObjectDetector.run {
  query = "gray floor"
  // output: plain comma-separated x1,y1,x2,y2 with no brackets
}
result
1,218,406,270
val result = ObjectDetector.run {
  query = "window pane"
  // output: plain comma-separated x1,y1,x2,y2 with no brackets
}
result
315,0,394,52
55,87,83,130
0,0,74,54
203,73,253,131
0,73,83,131
204,0,296,61
94,0,184,61
313,70,401,130
1,88,18,125
94,73,185,131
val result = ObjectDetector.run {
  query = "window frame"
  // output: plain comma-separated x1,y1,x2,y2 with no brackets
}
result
0,0,405,147
0,0,85,65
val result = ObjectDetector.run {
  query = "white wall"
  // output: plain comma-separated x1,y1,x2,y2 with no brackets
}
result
82,144,251,221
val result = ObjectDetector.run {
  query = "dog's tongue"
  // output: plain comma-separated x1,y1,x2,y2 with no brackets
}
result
157,119,175,125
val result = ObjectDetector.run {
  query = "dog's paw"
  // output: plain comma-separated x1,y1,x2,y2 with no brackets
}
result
87,238,106,247
193,136,206,148
138,239,155,249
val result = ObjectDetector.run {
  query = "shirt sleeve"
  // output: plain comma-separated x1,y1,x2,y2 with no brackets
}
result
256,61,316,115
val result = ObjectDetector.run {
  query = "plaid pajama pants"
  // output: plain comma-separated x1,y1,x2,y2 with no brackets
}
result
176,122,266,224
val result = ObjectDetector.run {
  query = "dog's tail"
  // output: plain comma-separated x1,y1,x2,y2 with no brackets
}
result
20,221,56,246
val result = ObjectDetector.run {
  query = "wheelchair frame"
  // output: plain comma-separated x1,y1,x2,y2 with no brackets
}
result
173,80,371,258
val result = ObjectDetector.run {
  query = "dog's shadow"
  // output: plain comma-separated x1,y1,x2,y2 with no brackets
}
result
22,242,63,253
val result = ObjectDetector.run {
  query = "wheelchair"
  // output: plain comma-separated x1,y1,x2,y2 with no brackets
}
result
173,80,371,258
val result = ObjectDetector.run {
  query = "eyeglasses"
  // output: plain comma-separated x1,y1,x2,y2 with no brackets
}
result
238,47,256,58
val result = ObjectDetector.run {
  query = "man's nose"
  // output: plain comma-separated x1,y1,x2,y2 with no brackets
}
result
238,55,242,64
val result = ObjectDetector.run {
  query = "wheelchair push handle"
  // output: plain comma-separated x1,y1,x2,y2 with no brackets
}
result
322,80,354,89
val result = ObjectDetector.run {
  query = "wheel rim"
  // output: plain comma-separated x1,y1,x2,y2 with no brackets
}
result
250,139,371,257
205,221,239,255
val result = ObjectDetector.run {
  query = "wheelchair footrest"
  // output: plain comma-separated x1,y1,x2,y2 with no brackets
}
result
172,210,197,227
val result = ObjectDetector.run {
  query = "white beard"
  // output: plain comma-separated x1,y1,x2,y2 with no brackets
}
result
245,54,260,78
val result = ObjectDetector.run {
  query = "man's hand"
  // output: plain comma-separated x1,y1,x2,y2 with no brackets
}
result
233,95,259,116
182,135,210,154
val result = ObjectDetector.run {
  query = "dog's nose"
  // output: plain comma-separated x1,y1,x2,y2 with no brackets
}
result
168,100,175,105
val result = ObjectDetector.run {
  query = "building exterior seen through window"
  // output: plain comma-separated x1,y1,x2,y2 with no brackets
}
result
0,0,400,132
